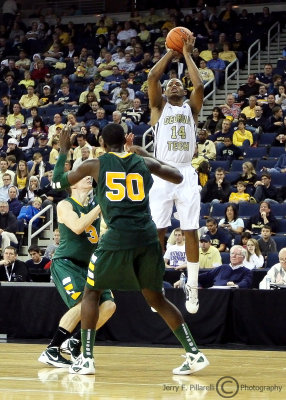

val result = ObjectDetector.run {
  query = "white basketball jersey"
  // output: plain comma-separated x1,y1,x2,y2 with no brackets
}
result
153,102,197,164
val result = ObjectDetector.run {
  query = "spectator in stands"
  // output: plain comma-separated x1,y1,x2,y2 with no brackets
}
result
0,201,18,250
19,86,39,110
264,146,286,173
48,114,64,140
256,85,268,105
220,94,241,121
112,111,129,134
259,248,286,289
219,42,237,64
240,74,260,98
275,85,286,112
25,244,50,277
14,159,29,191
25,107,39,129
31,116,48,140
217,136,243,162
197,245,252,288
48,139,59,167
116,90,133,114
203,107,224,134
97,52,117,79
0,246,28,282
17,196,42,230
247,105,266,133
204,217,232,252
272,116,286,147
0,173,12,201
198,234,222,269
122,98,148,125
18,175,40,204
232,120,253,147
207,50,226,88
262,94,277,118
244,238,264,269
246,201,278,234
117,21,137,46
241,96,257,119
265,106,284,132
201,168,231,204
229,181,250,204
253,172,279,203
234,161,258,195
38,85,54,108
164,228,186,270
31,60,50,83
218,203,244,237
198,59,214,85
256,63,273,89
0,158,15,186
211,118,233,151
18,124,34,157
44,228,60,259
200,39,216,62
7,185,22,217
258,225,277,260
197,129,216,161
54,84,77,107
31,135,51,163
6,104,24,127
72,146,93,170
0,74,21,101
1,95,14,117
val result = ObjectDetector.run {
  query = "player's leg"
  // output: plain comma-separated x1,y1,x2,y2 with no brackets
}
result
69,287,101,375
183,229,200,314
176,166,200,313
157,228,167,252
141,288,209,375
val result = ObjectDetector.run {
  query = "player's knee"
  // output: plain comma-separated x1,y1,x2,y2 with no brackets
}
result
142,290,164,308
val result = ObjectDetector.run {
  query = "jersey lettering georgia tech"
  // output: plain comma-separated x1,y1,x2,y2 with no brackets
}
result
153,102,196,164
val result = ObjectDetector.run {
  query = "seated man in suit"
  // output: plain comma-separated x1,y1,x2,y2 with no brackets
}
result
0,246,29,282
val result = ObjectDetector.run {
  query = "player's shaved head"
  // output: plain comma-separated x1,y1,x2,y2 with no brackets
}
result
102,123,125,147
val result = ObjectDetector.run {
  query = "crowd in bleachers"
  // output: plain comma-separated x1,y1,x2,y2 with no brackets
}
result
0,3,285,282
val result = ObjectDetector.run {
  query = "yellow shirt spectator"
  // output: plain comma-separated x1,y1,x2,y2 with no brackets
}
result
233,122,253,147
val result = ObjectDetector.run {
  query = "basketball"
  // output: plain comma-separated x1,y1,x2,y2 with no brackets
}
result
165,27,193,53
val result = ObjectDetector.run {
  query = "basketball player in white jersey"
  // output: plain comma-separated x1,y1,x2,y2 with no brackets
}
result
147,34,203,314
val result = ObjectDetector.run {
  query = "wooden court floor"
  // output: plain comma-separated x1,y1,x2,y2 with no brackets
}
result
0,344,286,400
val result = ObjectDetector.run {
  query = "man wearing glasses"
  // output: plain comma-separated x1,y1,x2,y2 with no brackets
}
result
260,248,286,289
198,245,252,288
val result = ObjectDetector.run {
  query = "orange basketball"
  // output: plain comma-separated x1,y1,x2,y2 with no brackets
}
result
165,27,193,53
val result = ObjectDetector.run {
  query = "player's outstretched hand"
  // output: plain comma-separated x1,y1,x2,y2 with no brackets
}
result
125,133,134,152
130,145,151,158
59,124,72,153
182,34,196,55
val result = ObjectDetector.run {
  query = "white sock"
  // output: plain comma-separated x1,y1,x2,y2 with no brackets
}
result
186,262,199,287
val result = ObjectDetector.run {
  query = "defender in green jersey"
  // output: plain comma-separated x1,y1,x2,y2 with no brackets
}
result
52,123,209,376
38,176,116,369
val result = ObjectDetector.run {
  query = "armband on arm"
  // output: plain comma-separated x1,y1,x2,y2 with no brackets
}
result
52,153,71,190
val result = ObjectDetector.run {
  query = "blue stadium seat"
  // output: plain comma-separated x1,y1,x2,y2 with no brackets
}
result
230,160,244,172
209,160,230,172
244,147,267,160
276,219,286,233
268,147,285,158
221,252,230,264
225,171,240,184
238,203,259,218
273,236,286,251
199,218,206,227
270,174,286,188
258,133,276,146
200,203,210,218
256,158,277,171
211,203,229,219
132,123,150,136
268,203,286,219
266,252,279,269
167,217,180,233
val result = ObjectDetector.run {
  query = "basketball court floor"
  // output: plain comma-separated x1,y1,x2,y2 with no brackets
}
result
0,343,285,399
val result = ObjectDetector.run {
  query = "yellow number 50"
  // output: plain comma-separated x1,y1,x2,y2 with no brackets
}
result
106,172,145,201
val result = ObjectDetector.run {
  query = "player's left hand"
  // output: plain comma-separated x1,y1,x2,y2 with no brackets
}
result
182,34,196,54
59,125,72,153
125,133,134,152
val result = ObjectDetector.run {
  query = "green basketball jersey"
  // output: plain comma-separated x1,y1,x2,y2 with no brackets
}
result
96,152,158,250
53,196,100,266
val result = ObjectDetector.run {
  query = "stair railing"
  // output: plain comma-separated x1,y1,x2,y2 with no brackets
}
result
27,205,53,248
224,58,239,94
267,21,280,63
248,39,261,76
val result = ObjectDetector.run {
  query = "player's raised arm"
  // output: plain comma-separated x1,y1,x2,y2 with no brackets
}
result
182,36,204,122
52,126,100,189
130,145,183,184
147,49,175,116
